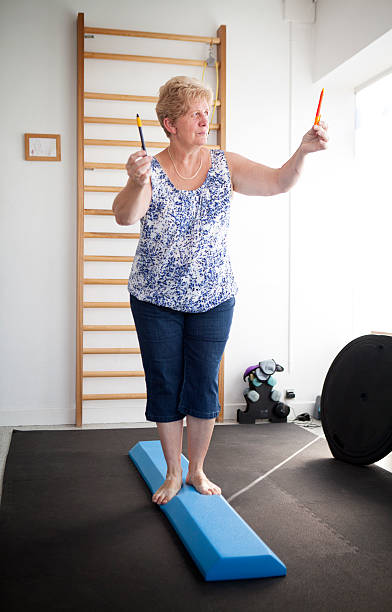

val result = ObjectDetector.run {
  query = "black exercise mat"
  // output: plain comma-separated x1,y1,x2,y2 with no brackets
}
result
1,424,391,611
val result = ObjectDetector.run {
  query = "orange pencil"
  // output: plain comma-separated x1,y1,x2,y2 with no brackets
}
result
314,88,324,125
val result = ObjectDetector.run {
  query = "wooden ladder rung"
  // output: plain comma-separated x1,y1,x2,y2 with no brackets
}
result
83,302,130,308
83,348,141,354
84,51,218,69
84,185,122,192
85,92,159,102
84,91,221,106
85,162,125,170
85,116,160,126
84,232,139,239
84,325,136,331
83,139,220,149
84,255,134,262
83,370,144,377
83,116,220,130
83,393,147,400
84,209,114,216
84,278,128,285
85,139,167,147
84,26,220,45
83,185,124,193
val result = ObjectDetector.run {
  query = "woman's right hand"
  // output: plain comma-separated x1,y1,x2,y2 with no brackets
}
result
126,150,152,187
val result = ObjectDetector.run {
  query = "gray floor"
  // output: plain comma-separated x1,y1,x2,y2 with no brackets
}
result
1,420,391,506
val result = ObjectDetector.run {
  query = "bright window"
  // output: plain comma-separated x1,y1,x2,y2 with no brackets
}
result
353,72,392,335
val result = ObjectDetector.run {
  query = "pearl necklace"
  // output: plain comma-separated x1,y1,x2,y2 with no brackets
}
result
167,147,202,180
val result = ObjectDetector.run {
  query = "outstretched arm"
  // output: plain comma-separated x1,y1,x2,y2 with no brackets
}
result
226,120,329,196
226,151,281,196
278,120,329,192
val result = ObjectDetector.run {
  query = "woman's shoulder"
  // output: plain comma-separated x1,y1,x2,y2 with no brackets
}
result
222,150,235,167
153,149,166,161
152,151,164,167
222,151,248,177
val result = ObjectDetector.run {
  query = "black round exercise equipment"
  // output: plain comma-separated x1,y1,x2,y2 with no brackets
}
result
321,334,392,465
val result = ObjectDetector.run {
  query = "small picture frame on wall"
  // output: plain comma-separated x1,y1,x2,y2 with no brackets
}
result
25,133,61,161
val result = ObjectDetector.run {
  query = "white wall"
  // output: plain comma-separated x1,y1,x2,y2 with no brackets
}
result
1,0,391,426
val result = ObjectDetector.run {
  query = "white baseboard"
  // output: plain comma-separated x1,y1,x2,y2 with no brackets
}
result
0,401,317,427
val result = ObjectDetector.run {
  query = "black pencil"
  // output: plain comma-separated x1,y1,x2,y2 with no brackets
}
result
136,114,147,152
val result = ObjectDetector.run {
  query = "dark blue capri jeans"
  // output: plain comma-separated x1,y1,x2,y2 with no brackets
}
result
129,294,235,422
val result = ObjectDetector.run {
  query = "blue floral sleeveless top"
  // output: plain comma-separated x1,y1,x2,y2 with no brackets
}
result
128,149,238,312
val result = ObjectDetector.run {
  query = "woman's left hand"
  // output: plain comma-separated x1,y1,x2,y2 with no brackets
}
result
300,120,329,154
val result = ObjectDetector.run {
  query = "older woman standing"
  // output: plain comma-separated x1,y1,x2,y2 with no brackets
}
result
113,76,328,506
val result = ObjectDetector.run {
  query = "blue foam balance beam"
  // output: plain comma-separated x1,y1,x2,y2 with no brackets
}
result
129,440,286,581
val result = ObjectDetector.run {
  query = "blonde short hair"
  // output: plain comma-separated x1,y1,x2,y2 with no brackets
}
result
156,76,213,137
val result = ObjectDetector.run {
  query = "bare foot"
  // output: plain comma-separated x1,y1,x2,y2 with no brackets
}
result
186,471,221,495
152,472,183,505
